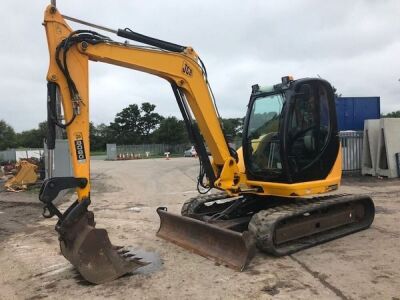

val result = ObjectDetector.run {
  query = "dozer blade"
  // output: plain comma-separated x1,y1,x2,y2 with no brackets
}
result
58,209,148,284
156,207,255,270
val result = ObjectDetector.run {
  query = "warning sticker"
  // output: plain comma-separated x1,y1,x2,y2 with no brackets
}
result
74,133,86,163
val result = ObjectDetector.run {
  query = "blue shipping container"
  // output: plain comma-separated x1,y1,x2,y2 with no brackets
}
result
335,97,380,131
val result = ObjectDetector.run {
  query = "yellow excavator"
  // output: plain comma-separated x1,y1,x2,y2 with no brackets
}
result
40,4,375,284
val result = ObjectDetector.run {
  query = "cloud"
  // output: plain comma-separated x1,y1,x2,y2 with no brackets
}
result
0,0,399,131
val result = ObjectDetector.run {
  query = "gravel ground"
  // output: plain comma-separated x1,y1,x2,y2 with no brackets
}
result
0,157,399,299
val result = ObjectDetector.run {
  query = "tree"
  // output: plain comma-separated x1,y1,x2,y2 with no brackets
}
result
139,102,163,141
332,85,342,98
111,102,163,144
111,104,142,144
97,123,116,143
152,116,189,144
383,110,400,118
15,121,48,148
90,122,103,151
89,122,118,151
221,118,243,139
0,120,16,150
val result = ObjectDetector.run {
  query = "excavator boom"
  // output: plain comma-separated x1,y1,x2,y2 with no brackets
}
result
41,4,250,283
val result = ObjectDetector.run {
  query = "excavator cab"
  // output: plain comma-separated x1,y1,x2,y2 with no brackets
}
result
159,77,373,268
243,77,339,185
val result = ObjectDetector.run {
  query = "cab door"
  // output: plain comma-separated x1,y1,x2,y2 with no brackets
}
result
282,79,339,183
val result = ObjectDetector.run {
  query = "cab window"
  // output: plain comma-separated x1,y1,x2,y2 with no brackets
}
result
287,84,330,172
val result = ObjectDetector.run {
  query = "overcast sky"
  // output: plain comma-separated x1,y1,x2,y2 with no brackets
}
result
0,0,399,132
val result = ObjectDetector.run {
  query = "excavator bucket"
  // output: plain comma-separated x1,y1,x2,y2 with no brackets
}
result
58,208,148,284
156,207,255,270
4,160,38,190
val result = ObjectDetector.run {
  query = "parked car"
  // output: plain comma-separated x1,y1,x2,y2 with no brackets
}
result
184,146,197,157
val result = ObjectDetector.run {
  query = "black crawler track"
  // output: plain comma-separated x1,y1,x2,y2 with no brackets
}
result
180,192,375,257
181,191,233,216
248,194,375,256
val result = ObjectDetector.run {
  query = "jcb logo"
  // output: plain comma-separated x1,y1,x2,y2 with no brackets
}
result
182,62,193,77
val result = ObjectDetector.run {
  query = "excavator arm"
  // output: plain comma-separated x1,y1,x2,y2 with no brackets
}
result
40,5,247,284
43,5,240,200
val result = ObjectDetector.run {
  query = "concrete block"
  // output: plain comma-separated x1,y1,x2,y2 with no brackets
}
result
376,118,400,178
361,119,380,176
106,144,117,160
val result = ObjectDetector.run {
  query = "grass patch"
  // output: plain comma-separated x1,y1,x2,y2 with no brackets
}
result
91,151,106,156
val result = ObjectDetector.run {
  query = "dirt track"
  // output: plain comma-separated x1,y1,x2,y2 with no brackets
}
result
0,158,399,299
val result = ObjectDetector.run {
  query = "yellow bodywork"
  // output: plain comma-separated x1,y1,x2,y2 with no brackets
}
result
43,5,341,201
235,146,342,196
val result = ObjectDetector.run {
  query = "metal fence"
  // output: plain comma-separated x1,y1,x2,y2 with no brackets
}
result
339,131,363,173
106,134,364,173
0,149,16,161
0,148,44,162
107,143,190,160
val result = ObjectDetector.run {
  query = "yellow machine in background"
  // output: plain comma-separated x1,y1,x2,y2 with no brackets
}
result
40,4,375,284
4,161,38,191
